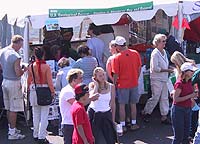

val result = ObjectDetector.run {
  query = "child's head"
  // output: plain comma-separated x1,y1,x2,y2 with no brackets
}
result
74,83,89,105
180,62,198,81
57,57,70,68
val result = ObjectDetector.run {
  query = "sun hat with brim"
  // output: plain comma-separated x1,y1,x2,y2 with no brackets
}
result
180,62,198,72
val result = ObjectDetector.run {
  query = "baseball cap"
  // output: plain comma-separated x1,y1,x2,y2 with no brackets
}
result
75,83,89,97
113,36,126,46
110,40,116,45
180,62,198,72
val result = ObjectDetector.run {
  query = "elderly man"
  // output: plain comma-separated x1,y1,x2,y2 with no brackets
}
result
112,36,142,134
0,35,27,140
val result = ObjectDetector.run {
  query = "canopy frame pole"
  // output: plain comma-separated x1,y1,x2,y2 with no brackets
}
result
23,16,30,63
177,1,183,43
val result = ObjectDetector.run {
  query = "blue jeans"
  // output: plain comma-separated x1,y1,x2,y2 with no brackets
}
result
190,110,199,137
62,124,73,144
171,105,191,144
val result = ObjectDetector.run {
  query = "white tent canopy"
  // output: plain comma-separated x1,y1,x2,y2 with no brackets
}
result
1,0,179,28
1,0,199,62
182,1,200,15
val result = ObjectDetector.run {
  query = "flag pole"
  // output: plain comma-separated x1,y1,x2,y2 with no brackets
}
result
177,1,183,43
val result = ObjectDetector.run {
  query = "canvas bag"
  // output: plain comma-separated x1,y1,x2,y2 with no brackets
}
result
31,64,52,106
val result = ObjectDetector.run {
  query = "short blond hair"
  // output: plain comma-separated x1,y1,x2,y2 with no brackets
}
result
152,34,166,47
67,68,83,83
11,35,24,44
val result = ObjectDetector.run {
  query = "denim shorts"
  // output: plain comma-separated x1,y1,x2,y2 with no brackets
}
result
117,86,140,104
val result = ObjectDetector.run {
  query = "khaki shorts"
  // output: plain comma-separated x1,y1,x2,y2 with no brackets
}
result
2,79,24,112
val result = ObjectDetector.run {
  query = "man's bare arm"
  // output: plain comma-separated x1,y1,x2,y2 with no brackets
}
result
14,59,26,77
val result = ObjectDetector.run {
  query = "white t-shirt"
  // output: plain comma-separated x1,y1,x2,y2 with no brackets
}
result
59,84,75,125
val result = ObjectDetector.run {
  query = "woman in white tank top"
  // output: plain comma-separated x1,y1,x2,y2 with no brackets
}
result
88,67,118,144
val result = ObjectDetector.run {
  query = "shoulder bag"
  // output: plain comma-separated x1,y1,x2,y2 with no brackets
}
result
31,64,52,106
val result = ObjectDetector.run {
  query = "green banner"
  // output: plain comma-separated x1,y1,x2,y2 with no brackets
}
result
49,1,153,18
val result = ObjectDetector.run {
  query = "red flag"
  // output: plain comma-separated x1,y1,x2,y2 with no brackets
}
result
182,18,191,30
172,15,179,29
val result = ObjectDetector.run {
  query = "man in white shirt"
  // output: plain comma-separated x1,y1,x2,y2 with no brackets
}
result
59,68,99,144
59,68,84,144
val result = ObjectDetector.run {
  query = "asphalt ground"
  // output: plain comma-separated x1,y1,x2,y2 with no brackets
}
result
0,104,175,144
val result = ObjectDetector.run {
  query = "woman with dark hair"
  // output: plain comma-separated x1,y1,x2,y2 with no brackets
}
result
27,46,55,144
73,45,98,85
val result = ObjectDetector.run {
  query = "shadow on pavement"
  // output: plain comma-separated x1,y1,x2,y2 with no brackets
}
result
0,104,173,144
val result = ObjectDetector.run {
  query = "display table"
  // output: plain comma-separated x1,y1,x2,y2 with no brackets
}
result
48,91,60,121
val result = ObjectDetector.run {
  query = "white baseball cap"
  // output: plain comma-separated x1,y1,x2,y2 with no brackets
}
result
180,62,198,72
110,40,116,45
113,36,126,46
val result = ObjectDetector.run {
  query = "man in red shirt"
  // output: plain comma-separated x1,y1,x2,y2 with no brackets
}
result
112,36,142,134
71,83,94,144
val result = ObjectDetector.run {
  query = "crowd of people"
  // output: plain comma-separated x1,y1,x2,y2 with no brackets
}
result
1,25,200,144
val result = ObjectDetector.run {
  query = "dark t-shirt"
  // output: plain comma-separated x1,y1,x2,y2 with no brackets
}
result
61,41,80,60
165,35,183,56
192,69,200,103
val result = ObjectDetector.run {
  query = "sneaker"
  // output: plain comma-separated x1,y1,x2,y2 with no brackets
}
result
129,124,140,131
141,111,151,123
122,126,128,134
116,124,123,137
188,136,193,143
143,114,151,123
38,138,50,144
58,129,63,136
8,132,25,140
8,128,21,135
33,137,38,141
15,128,21,134
161,118,171,125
